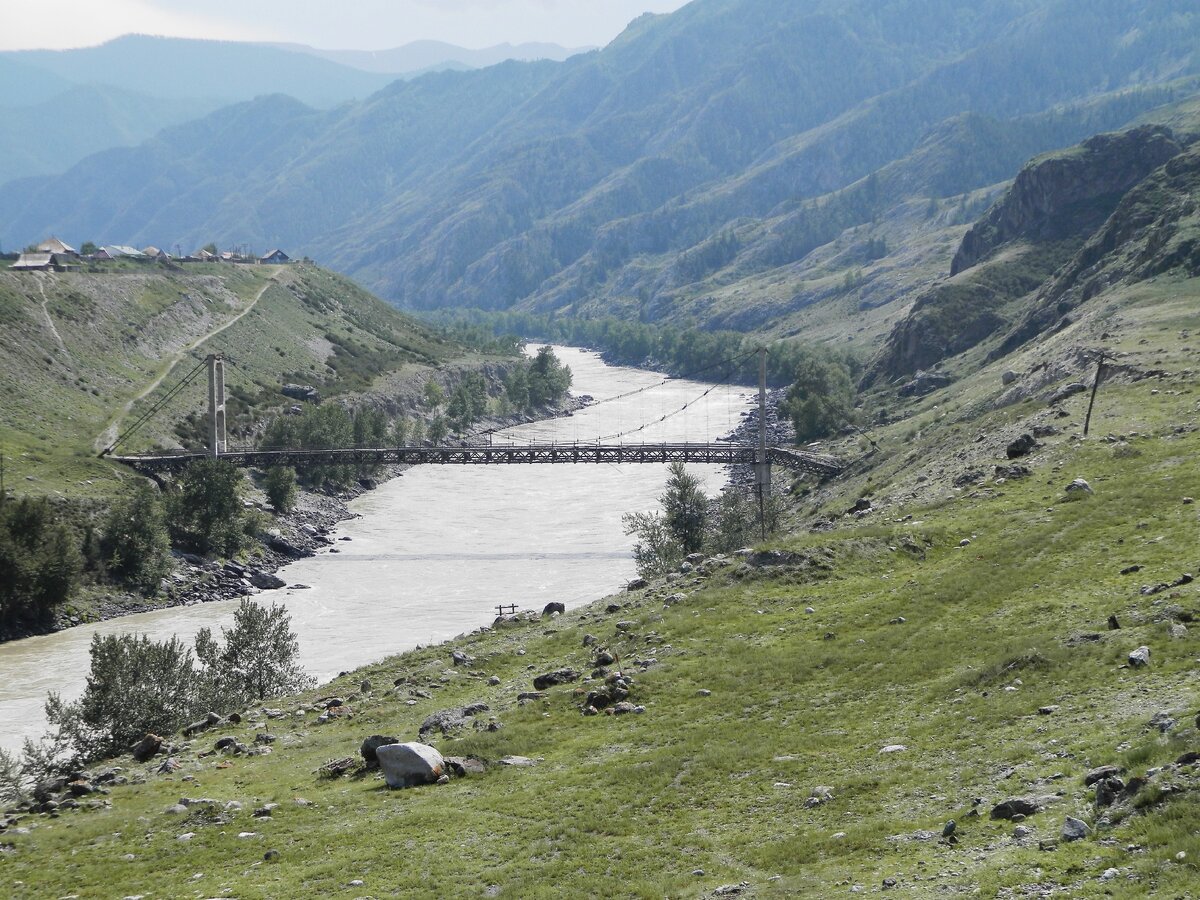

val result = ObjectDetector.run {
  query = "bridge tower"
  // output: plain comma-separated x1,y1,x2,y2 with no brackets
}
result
757,346,771,538
206,353,227,457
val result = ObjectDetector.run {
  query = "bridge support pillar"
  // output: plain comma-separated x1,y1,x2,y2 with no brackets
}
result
757,347,771,539
207,353,227,457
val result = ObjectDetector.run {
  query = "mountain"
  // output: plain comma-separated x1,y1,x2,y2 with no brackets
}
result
276,40,593,75
0,85,223,186
2,35,395,108
2,0,1199,330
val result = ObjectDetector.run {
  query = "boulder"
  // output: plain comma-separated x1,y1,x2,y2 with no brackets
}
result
1064,478,1093,498
130,733,164,762
1095,776,1124,808
533,669,579,691
1062,816,1091,842
360,735,400,766
1049,382,1088,404
991,798,1041,820
626,577,648,591
1084,765,1123,787
451,650,473,667
248,570,287,590
1002,371,1019,386
376,742,445,789
542,602,566,617
1128,646,1151,668
1006,434,1039,459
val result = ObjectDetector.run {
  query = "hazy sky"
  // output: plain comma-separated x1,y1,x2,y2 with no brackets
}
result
0,0,692,52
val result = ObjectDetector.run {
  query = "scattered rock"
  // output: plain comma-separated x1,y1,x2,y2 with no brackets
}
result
1084,766,1124,787
1095,777,1125,808
1013,825,1035,840
804,786,834,808
376,742,445,789
542,602,565,617
1038,705,1060,715
1149,711,1176,733
879,745,907,754
626,578,648,591
1064,478,1093,498
360,735,400,766
582,634,598,647
1049,382,1088,404
130,733,164,762
498,756,536,767
1128,646,1151,668
533,669,579,691
445,757,487,777
451,650,474,667
1006,434,1039,459
991,798,1040,820
1107,614,1121,630
1062,816,1091,843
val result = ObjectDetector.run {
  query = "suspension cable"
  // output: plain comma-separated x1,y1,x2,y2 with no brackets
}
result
102,358,208,455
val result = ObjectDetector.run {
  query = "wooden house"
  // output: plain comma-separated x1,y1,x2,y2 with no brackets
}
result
260,249,290,264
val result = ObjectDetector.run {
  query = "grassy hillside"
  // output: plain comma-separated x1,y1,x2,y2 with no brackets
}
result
2,262,1196,897
0,262,464,497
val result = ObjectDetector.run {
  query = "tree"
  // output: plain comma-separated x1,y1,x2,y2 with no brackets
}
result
101,483,171,592
391,416,410,446
428,414,449,444
622,511,683,579
0,497,82,627
45,633,199,763
263,466,297,514
660,461,708,554
423,379,445,409
782,352,856,443
167,459,247,557
195,599,313,707
504,364,530,410
527,346,572,407
80,241,98,256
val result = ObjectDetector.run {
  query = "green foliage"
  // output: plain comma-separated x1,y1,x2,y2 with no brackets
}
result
46,633,198,763
100,482,171,592
526,345,572,408
263,466,297,514
661,461,707,555
428,414,449,444
195,599,314,707
79,241,98,256
782,352,857,443
447,372,489,434
167,458,248,557
261,404,359,488
0,747,23,805
0,496,83,627
423,379,445,409
622,510,682,580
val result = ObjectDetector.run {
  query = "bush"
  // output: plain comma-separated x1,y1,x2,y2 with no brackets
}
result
264,466,298,514
100,483,171,592
661,461,707,554
782,352,857,442
622,510,683,579
40,600,312,766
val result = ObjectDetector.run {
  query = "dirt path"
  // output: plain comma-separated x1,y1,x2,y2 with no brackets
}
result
95,271,282,453
35,275,69,357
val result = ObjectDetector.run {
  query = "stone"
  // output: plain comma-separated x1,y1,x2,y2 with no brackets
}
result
1064,478,1093,498
1095,777,1125,808
130,733,164,762
1013,825,1034,839
1107,614,1121,630
1099,868,1119,883
532,669,579,691
1002,370,1019,386
1176,752,1200,766
1006,434,1039,459
214,736,238,751
376,742,445,789
264,849,281,862
1062,816,1091,842
1038,705,1060,715
360,735,400,765
991,798,1040,820
879,744,907,754
1169,623,1188,639
804,786,834,808
611,701,637,715
247,569,287,590
445,757,486,777
1049,382,1088,404
581,633,598,647
593,650,616,667
1149,711,1176,733
1128,646,1151,668
451,650,473,667
253,803,278,818
542,602,566,617
487,675,501,686
626,577,648,591
1084,765,1123,787
498,755,536,767
157,758,181,774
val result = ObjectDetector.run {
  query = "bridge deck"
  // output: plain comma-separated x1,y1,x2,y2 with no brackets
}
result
111,443,843,476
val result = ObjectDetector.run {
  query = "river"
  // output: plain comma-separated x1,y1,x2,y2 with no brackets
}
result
0,347,754,752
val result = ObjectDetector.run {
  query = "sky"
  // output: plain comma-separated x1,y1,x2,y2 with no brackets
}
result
0,0,692,52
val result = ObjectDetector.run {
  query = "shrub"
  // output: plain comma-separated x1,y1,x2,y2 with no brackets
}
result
0,497,83,627
195,599,314,708
264,466,298,514
167,458,248,557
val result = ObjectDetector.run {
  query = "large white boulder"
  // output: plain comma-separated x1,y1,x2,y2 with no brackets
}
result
376,742,445,788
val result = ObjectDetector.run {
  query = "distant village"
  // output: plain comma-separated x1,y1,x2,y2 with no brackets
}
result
3,236,292,272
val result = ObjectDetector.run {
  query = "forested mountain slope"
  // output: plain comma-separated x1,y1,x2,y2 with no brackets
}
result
2,0,1197,332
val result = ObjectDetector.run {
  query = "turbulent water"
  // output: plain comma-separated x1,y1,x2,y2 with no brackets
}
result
0,347,754,751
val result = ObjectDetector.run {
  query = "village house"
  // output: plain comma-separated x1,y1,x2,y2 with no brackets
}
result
36,237,78,256
260,249,290,264
11,251,77,271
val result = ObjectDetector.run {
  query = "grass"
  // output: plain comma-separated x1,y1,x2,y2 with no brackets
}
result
4,375,1198,896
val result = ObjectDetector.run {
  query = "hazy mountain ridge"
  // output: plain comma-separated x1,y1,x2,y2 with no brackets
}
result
1,0,1198,333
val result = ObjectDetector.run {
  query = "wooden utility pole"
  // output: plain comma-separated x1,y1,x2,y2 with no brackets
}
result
1083,351,1108,438
757,346,770,540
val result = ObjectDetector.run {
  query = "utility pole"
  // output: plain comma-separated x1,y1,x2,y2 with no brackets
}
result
206,353,227,457
1083,350,1108,438
757,346,770,540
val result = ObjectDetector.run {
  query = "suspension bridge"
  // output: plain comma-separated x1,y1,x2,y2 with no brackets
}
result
102,350,845,488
